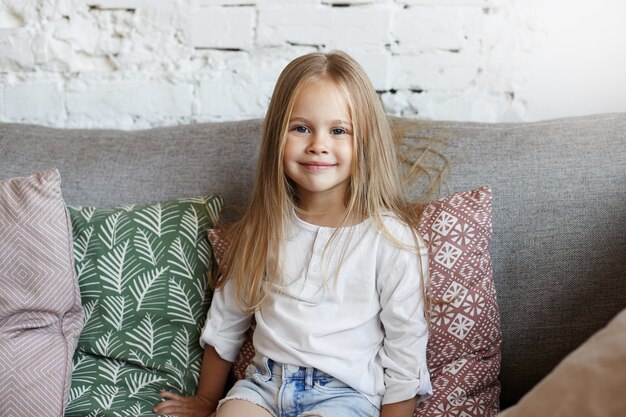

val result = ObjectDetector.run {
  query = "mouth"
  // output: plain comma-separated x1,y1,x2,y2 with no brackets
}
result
299,162,337,171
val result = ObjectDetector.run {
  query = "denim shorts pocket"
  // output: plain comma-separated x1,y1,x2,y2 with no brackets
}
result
312,377,355,395
313,379,379,416
248,357,272,383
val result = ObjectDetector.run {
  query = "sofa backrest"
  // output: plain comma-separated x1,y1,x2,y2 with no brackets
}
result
403,113,626,407
2,113,625,408
0,121,263,210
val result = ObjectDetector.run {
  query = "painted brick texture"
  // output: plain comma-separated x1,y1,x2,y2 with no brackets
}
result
0,0,625,129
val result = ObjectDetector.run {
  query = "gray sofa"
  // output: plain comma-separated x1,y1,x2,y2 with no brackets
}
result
1,113,625,410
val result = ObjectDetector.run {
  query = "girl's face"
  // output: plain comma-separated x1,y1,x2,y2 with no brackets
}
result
283,79,354,208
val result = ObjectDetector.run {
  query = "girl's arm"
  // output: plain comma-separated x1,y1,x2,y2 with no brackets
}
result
380,397,418,417
153,345,232,417
378,222,432,411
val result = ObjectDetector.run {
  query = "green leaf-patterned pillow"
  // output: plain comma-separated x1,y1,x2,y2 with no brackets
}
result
65,195,222,417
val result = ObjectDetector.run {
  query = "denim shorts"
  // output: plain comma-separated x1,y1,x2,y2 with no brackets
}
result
217,354,379,417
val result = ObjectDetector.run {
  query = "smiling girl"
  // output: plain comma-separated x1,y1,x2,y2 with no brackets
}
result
155,50,432,417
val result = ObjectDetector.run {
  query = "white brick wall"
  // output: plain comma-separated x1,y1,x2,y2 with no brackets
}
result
1,0,625,129
257,5,391,49
190,6,255,49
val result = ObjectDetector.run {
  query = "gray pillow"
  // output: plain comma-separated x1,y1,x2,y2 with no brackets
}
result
0,169,84,416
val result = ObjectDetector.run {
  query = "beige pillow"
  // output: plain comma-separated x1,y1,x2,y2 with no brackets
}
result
0,169,84,416
498,307,626,417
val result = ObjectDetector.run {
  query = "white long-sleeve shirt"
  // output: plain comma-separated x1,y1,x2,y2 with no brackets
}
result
200,212,432,408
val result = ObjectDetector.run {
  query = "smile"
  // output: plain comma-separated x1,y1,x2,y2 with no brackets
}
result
299,162,337,172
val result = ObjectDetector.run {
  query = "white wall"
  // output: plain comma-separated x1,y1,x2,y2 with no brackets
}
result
1,0,625,129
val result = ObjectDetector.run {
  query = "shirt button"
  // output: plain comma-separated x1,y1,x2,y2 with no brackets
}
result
312,264,320,272
315,247,323,255
286,364,300,373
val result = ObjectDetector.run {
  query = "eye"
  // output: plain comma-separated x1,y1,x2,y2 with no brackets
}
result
293,125,310,133
331,127,347,135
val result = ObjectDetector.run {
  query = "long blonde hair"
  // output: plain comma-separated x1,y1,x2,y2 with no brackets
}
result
214,50,431,314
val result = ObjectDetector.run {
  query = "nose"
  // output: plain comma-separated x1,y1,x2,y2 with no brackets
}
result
306,132,329,154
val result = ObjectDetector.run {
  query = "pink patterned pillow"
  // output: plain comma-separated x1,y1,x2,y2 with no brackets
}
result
416,186,501,417
0,169,84,416
207,186,501,415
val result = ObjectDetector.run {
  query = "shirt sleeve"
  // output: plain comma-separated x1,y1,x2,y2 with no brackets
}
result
200,277,253,362
377,225,432,405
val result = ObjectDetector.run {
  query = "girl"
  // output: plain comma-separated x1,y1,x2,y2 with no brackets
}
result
154,50,432,417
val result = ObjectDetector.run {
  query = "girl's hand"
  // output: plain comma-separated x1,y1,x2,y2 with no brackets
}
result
153,391,217,417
